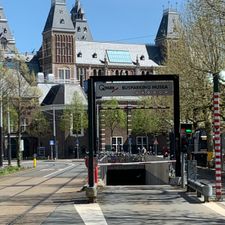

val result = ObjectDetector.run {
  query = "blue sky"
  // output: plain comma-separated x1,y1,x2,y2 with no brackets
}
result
0,0,185,53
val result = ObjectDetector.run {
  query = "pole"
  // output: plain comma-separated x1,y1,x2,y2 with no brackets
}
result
0,95,3,167
181,152,185,188
88,78,95,188
53,106,57,159
7,103,11,166
213,73,222,200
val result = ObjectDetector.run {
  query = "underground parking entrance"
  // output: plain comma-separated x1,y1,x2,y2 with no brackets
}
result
107,166,146,185
99,159,172,186
87,75,180,200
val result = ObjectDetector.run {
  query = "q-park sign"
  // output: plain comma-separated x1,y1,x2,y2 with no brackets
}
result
96,81,173,97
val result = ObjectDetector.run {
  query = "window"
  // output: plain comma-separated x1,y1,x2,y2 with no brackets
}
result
140,55,145,60
111,137,123,152
58,68,70,82
21,118,28,132
77,52,82,57
92,53,97,58
60,19,65,24
77,27,81,32
55,34,74,64
136,136,148,150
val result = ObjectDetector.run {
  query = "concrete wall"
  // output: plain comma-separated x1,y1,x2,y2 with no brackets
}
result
145,163,169,185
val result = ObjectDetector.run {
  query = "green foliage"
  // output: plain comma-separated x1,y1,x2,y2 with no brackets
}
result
27,109,50,138
60,92,88,134
132,97,172,135
0,166,24,176
102,99,126,136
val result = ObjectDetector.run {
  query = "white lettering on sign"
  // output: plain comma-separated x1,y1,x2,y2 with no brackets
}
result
96,82,173,97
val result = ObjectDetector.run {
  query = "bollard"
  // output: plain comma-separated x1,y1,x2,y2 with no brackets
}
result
94,165,98,184
85,156,98,184
33,153,37,168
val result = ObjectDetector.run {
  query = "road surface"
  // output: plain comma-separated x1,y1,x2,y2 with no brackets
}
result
1,160,225,224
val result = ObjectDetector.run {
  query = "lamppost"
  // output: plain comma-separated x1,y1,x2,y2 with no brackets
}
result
213,71,225,201
0,88,3,167
0,36,7,167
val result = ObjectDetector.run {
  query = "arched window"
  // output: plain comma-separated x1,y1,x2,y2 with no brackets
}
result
98,70,102,76
125,71,129,75
60,19,65,24
142,71,145,75
115,70,119,76
93,69,97,76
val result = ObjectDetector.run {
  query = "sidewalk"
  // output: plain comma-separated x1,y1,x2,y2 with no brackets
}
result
72,185,225,225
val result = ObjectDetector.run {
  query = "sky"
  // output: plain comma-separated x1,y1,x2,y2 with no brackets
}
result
0,0,186,54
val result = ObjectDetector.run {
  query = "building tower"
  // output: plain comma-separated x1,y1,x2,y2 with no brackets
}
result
71,0,93,41
41,0,76,83
0,6,16,53
155,8,180,61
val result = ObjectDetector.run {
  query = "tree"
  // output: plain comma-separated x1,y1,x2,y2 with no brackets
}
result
27,108,50,151
101,99,126,138
132,97,172,136
160,0,225,151
4,57,41,167
60,91,88,157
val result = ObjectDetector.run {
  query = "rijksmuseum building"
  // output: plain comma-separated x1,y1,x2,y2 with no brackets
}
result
0,0,179,158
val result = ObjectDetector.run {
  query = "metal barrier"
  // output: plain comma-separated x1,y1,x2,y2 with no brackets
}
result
98,155,108,184
187,179,213,202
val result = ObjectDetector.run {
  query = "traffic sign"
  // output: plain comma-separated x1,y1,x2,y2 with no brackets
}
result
49,140,54,146
154,139,158,145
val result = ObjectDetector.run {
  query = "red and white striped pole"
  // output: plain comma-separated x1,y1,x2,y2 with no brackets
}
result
213,73,222,200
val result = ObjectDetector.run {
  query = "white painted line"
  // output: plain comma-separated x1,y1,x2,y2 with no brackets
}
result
41,169,55,171
74,203,108,225
204,202,225,217
44,164,74,178
99,160,176,166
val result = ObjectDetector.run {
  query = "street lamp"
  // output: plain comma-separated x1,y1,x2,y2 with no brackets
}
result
0,37,8,168
212,70,225,201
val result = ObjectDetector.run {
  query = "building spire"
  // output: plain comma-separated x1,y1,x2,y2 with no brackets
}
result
51,0,66,6
43,0,74,33
71,0,93,41
0,6,16,53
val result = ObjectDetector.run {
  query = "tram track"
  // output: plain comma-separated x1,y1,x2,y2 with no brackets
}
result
0,161,86,225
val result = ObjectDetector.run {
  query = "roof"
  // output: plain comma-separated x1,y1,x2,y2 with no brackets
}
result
76,41,159,68
38,83,57,104
40,83,87,106
43,1,75,33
